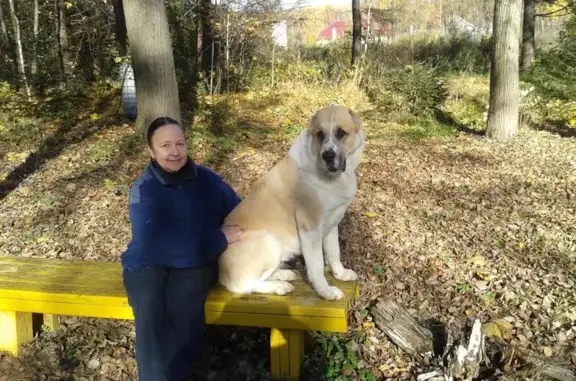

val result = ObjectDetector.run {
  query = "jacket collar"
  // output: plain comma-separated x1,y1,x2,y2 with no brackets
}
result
148,156,198,186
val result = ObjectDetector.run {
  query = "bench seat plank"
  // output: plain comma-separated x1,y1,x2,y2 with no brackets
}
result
0,256,358,332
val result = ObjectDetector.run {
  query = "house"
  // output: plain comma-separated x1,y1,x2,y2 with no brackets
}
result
317,9,393,44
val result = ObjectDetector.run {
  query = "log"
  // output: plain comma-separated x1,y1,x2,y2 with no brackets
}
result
370,299,435,365
370,300,576,381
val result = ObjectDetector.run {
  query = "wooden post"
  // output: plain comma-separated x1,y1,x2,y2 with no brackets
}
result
270,328,305,380
0,310,34,356
43,313,61,331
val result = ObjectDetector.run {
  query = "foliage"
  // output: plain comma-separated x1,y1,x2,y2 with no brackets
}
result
303,332,377,381
362,63,449,117
526,15,576,102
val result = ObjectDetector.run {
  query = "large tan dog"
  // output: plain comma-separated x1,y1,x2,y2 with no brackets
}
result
218,105,365,300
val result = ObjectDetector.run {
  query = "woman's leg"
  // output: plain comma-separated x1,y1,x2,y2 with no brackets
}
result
165,261,219,380
123,267,174,381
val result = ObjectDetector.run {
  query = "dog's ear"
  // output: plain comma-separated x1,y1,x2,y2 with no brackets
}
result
348,108,362,132
307,111,319,132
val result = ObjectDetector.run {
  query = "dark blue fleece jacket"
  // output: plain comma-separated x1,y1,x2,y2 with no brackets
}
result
121,158,241,272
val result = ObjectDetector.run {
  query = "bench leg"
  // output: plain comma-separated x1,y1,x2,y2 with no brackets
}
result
0,311,33,356
42,314,61,331
270,328,305,381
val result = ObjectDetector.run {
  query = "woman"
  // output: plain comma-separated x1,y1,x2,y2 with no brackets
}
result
121,116,243,381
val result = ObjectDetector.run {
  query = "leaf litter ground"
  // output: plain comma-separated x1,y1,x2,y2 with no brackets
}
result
0,87,575,380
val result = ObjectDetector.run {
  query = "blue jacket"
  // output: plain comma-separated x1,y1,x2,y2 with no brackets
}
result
121,158,241,271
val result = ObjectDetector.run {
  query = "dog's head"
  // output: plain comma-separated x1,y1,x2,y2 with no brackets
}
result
307,105,365,177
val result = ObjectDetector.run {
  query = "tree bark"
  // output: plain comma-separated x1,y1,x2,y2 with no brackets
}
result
351,0,362,66
56,0,73,85
370,300,576,381
31,0,39,77
111,0,128,57
123,0,182,135
200,0,219,94
0,2,8,46
7,0,31,99
520,0,536,71
486,0,522,142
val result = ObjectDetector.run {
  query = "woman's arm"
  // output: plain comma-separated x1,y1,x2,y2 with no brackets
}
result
219,178,242,224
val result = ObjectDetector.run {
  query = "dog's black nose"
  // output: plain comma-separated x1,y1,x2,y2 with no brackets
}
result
322,149,336,162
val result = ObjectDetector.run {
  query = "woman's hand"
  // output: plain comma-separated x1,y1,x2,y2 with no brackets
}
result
222,225,243,244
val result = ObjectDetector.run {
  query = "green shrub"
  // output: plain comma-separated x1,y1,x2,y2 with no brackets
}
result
527,15,576,101
362,63,449,117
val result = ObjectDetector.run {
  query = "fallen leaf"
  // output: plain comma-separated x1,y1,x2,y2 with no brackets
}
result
483,322,501,338
469,255,486,266
364,212,378,218
542,346,553,357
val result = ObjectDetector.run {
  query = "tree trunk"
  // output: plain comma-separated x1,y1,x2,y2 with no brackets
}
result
351,0,362,66
7,0,31,100
56,0,73,85
200,0,218,94
371,300,576,381
520,0,536,71
123,0,182,135
486,0,522,142
31,0,39,77
0,1,9,47
111,0,128,56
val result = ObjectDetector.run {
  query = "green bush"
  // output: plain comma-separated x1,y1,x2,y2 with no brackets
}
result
361,63,449,117
527,15,576,101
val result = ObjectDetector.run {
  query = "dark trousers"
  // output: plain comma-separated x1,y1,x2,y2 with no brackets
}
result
123,261,218,381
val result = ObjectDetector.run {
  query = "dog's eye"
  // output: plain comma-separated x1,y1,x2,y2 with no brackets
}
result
316,130,325,141
336,127,348,139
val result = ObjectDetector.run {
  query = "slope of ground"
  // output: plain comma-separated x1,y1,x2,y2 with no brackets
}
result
0,80,575,380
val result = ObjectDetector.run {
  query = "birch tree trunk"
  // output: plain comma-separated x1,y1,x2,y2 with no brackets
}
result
7,0,31,100
486,0,523,142
31,0,39,77
123,0,182,135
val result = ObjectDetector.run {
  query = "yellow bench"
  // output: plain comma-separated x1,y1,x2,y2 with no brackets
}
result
0,256,358,380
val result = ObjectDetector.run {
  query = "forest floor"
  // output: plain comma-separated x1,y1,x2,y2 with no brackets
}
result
0,77,575,380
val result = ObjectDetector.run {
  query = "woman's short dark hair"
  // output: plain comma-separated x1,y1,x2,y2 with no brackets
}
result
146,116,182,147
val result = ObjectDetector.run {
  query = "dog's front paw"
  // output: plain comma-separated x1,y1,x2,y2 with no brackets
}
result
273,281,294,295
333,268,358,281
317,286,344,300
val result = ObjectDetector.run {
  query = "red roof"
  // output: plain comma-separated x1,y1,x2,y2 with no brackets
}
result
319,21,348,40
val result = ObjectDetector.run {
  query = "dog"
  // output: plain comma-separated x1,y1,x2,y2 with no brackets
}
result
218,105,365,300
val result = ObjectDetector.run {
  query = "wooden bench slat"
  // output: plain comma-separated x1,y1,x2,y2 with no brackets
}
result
0,256,358,321
0,256,359,380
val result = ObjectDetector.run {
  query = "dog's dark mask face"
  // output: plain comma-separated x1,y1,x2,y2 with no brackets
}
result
309,106,362,177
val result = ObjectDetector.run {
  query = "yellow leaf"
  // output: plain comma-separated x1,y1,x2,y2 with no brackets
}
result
494,319,513,338
483,322,502,338
469,255,486,266
114,57,122,64
104,178,115,191
364,212,378,218
64,1,73,9
90,113,101,120
518,242,525,249
363,321,374,328
36,236,49,243
378,364,390,372
475,271,495,281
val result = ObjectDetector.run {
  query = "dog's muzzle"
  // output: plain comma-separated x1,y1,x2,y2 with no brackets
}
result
322,149,346,173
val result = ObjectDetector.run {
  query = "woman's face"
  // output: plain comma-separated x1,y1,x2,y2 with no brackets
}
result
149,124,188,173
